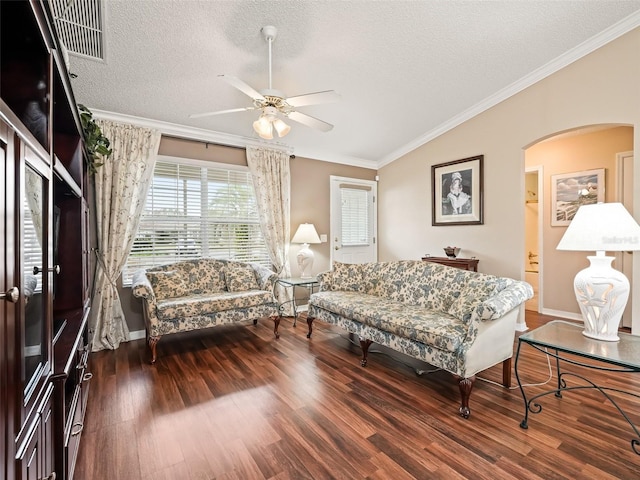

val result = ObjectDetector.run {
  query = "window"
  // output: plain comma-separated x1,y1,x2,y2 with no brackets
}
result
23,198,43,293
340,186,371,246
123,158,270,284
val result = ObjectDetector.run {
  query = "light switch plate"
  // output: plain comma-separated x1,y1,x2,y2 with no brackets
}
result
320,234,327,243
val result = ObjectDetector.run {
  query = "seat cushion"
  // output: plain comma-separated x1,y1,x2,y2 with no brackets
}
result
156,290,274,320
148,259,227,294
177,260,227,294
224,263,259,292
146,270,190,300
448,275,510,323
310,291,468,352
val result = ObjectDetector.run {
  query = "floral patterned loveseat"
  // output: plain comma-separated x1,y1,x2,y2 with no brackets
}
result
307,260,533,418
132,259,280,363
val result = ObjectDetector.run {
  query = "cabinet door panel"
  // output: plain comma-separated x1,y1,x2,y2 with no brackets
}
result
21,151,51,412
1,117,17,480
18,424,41,480
16,384,54,480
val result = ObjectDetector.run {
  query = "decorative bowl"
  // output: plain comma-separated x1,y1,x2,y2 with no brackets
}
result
444,247,461,258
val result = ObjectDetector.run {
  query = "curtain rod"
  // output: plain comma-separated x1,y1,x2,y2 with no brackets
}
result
164,135,295,158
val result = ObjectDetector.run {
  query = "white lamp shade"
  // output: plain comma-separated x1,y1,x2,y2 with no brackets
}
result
291,223,321,244
557,202,640,252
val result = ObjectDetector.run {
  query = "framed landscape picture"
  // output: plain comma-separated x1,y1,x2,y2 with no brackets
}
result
551,168,605,226
432,155,484,226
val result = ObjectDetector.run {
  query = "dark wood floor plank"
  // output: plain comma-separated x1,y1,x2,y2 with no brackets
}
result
367,451,421,480
294,405,379,478
115,420,142,479
268,415,339,479
75,313,640,479
264,439,315,479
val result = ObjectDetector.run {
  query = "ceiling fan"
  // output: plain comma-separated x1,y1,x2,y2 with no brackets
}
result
190,25,340,139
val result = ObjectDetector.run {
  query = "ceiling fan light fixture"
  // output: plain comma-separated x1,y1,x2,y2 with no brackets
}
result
253,115,273,139
273,118,291,137
191,26,337,134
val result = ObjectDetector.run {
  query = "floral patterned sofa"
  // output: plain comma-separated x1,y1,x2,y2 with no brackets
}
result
307,260,533,418
132,259,280,363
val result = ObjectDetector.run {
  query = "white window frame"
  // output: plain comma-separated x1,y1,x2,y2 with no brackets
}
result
122,155,270,284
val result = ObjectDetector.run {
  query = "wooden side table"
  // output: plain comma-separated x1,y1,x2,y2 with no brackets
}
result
421,256,479,272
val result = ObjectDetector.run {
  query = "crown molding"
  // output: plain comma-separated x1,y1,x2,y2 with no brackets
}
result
90,109,378,170
377,10,640,168
90,109,290,151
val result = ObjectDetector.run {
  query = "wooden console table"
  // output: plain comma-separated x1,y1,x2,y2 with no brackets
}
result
421,256,479,272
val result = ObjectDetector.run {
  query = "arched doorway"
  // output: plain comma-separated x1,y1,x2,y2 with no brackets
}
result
523,125,634,326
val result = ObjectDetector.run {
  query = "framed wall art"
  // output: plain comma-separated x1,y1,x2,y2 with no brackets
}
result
551,168,605,226
432,155,484,226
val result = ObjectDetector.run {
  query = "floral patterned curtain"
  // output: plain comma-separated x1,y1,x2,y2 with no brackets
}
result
90,120,161,351
246,146,294,313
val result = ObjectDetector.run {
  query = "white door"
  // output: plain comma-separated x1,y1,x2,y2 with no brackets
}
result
330,176,377,264
617,151,634,328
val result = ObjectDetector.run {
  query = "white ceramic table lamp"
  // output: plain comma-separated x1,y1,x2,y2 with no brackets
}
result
557,202,640,341
291,223,321,278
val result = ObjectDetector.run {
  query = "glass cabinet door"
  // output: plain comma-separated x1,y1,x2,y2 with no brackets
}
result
21,152,51,409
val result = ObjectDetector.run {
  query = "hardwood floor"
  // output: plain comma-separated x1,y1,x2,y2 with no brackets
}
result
75,312,640,479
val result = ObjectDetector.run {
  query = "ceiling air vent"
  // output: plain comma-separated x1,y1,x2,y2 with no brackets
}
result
50,0,105,60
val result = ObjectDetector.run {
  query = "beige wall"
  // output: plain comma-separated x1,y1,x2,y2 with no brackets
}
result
525,126,633,315
289,156,377,278
120,139,376,332
378,27,639,331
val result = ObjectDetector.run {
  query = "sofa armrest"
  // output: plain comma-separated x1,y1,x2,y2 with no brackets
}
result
131,269,160,330
316,270,334,291
131,269,154,300
472,281,534,322
251,263,278,291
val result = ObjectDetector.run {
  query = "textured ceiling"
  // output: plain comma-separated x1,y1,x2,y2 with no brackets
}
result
67,0,640,168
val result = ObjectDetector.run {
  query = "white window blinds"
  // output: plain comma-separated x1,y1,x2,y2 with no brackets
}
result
340,186,370,246
23,199,43,293
123,160,270,284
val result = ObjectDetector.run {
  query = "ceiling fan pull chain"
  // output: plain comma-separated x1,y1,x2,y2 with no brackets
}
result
268,34,273,90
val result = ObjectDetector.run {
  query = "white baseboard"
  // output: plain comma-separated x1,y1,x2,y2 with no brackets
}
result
540,308,582,322
129,330,146,341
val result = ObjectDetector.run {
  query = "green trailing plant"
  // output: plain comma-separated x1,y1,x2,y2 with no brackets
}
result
78,104,112,173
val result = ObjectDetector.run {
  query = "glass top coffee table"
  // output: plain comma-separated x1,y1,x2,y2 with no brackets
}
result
515,320,640,455
275,277,319,326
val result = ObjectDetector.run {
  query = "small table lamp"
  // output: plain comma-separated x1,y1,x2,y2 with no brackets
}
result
557,202,640,341
291,223,321,279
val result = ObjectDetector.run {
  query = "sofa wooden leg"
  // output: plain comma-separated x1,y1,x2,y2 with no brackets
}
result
273,315,281,339
453,374,475,419
359,339,373,367
306,316,314,338
502,357,512,388
148,335,160,364
253,318,258,325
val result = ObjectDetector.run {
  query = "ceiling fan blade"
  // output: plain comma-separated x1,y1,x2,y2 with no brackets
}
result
219,75,265,102
288,111,334,132
286,90,340,107
189,106,258,119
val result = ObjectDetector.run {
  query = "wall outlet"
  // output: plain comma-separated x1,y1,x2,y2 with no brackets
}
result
320,234,327,243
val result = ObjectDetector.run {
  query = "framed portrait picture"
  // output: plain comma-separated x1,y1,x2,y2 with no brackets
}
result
551,168,605,226
432,155,484,226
